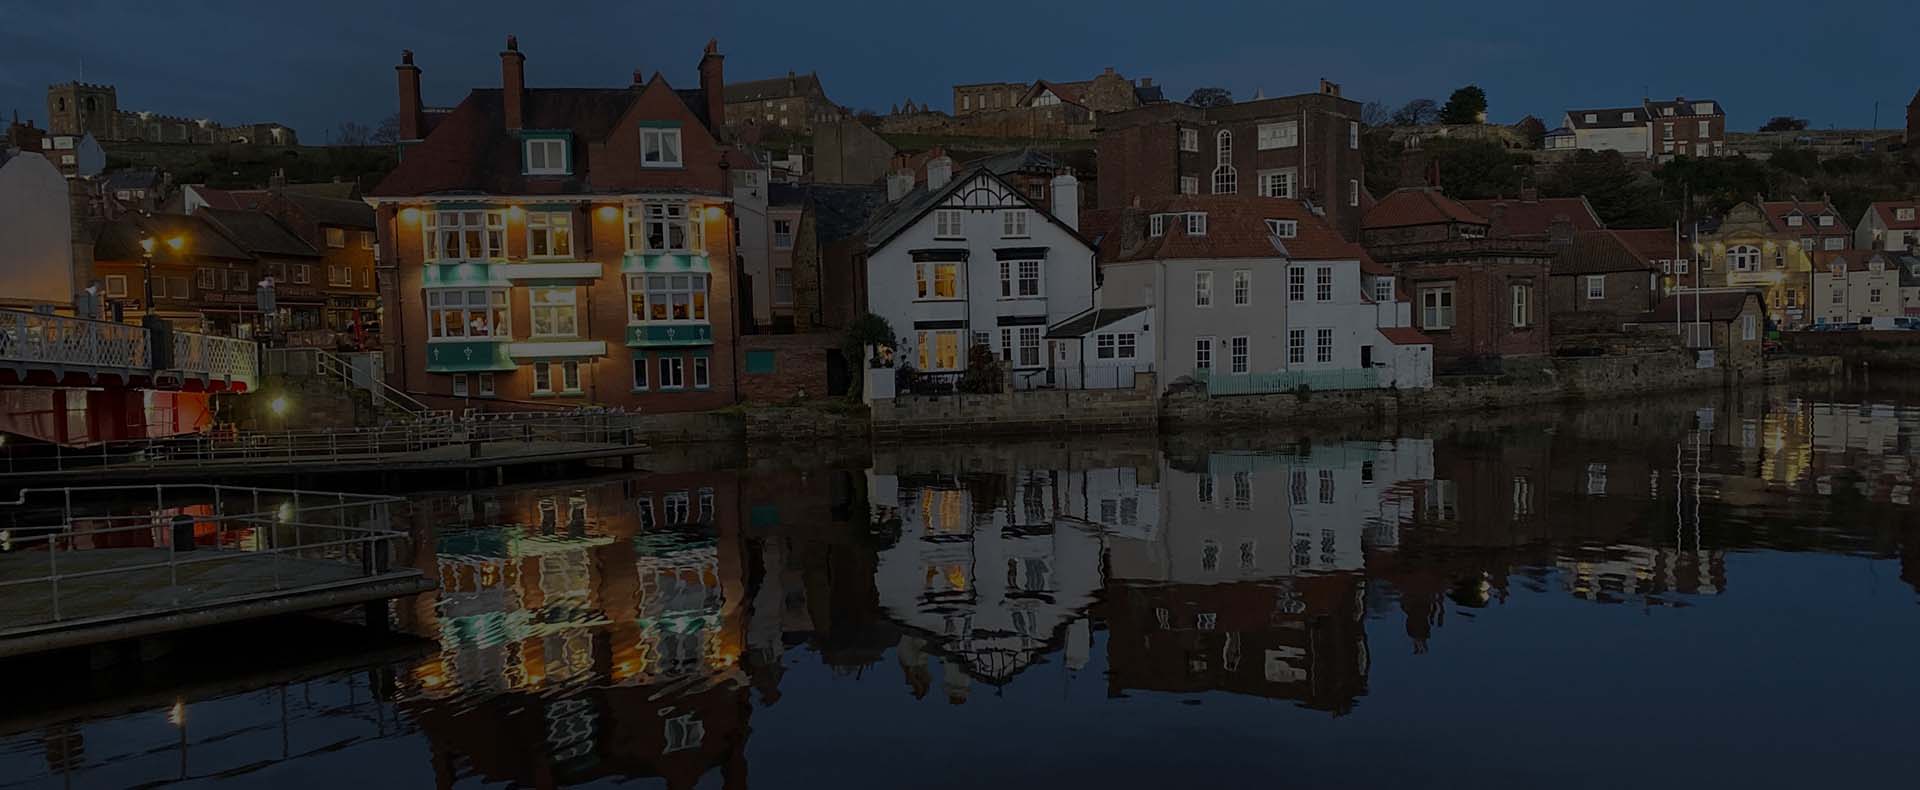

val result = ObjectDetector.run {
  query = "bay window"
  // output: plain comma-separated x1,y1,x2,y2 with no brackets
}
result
529,286,579,338
916,329,962,371
915,262,961,300
999,260,1042,297
427,210,504,261
625,203,702,253
626,273,710,322
1016,327,1041,368
528,211,572,258
426,289,508,339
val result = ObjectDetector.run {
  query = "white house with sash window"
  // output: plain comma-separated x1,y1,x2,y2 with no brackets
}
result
862,154,1097,395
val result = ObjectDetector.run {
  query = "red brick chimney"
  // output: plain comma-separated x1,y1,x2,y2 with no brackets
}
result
396,50,423,141
698,39,725,132
501,35,526,131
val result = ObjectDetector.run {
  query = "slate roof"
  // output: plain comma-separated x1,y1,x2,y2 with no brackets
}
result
1134,83,1166,104
1046,306,1150,338
95,213,252,262
278,181,360,200
1460,196,1603,237
1550,230,1656,275
1761,198,1849,235
1378,327,1433,345
278,192,374,229
1897,255,1920,287
1091,195,1367,263
864,167,1091,254
968,148,1062,176
198,208,321,259
371,84,715,197
1645,98,1723,118
102,168,162,192
1566,107,1646,129
768,182,807,207
725,73,823,104
1612,228,1686,262
1641,291,1760,324
1865,201,1920,230
805,184,888,244
1362,188,1487,230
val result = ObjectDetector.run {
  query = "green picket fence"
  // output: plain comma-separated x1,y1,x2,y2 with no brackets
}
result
1196,368,1383,396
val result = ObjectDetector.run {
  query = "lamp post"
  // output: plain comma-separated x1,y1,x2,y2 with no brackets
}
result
138,230,157,320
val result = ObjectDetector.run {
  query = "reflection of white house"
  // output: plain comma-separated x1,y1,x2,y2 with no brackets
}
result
869,467,1105,686
862,152,1096,393
0,149,77,309
1055,463,1161,541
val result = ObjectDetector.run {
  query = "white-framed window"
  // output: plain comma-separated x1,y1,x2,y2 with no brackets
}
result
1421,285,1454,330
1348,179,1360,207
1149,214,1167,237
1315,265,1332,302
773,268,793,305
426,289,509,339
1728,245,1761,272
1787,215,1804,227
1194,337,1213,371
361,231,375,250
1095,332,1138,360
452,374,469,397
289,265,310,286
104,274,127,297
1229,336,1249,373
1195,270,1214,307
1002,210,1028,238
915,329,963,371
1258,169,1296,199
998,260,1043,298
1818,215,1834,227
914,262,961,300
772,219,793,248
1741,314,1757,341
1316,328,1333,363
561,361,582,394
1800,237,1814,251
427,210,505,261
626,272,710,322
531,361,554,394
1179,176,1199,195
1180,128,1199,152
1348,121,1359,149
1583,113,1598,124
1257,121,1299,150
1186,212,1207,236
693,356,710,388
1697,120,1710,137
653,356,686,389
1267,219,1298,238
1586,275,1605,300
934,209,963,238
529,286,579,338
1870,288,1883,304
1511,283,1532,327
528,210,573,258
1620,111,1635,123
524,137,568,174
477,372,495,396
1662,122,1675,141
1373,276,1393,302
1233,270,1251,306
1824,236,1845,251
1287,329,1305,365
197,268,217,289
325,227,346,248
1832,286,1846,305
1213,130,1235,194
640,127,682,167
1288,265,1306,302
1896,207,1916,221
1676,259,1690,275
631,355,649,390
328,264,351,286
626,202,701,253
1017,327,1042,368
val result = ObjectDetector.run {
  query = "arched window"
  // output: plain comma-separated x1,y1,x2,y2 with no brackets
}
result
84,97,96,113
56,97,67,112
1213,130,1236,194
1728,245,1761,273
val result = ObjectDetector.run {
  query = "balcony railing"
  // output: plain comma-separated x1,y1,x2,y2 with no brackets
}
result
1197,367,1384,396
0,309,151,372
174,331,260,389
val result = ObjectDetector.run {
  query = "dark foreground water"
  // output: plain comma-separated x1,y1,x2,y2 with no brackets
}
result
4,381,1920,789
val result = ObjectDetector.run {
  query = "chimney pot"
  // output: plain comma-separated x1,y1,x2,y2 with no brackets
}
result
396,50,424,141
401,49,414,66
501,37,527,131
698,40,726,135
506,35,518,51
1104,66,1115,75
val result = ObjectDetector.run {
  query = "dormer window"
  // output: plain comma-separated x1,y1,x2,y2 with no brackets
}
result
1787,214,1802,227
1693,102,1713,114
1583,113,1598,124
640,127,683,168
1817,215,1833,227
524,136,569,175
1620,111,1634,122
1266,219,1298,238
1149,214,1167,237
1897,208,1916,221
1186,212,1207,236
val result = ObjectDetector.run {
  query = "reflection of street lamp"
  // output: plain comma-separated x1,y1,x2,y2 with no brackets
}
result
138,231,157,318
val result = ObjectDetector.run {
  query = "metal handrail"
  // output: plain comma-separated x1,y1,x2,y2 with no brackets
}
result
266,347,434,418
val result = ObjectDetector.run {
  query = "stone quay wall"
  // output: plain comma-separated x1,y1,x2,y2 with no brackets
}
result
1780,332,1920,370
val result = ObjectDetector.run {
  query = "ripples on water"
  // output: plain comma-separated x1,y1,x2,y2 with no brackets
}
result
4,383,1919,788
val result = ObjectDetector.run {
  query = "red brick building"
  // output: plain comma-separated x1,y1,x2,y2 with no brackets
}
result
370,37,750,413
1362,188,1554,373
1644,97,1725,160
1096,80,1366,240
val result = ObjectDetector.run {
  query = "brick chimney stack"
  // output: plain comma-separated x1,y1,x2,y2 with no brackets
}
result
396,50,423,141
698,39,725,133
501,35,526,131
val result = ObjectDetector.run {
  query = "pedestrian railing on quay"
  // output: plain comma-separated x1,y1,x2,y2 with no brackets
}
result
1197,367,1385,396
0,413,645,475
0,483,414,633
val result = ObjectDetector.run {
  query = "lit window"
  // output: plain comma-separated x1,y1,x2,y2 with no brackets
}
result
325,227,346,248
426,289,508,339
529,286,579,338
914,262,961,300
528,211,573,258
524,137,568,174
427,210,505,260
1266,219,1298,238
626,273,709,322
641,127,682,167
915,329,963,371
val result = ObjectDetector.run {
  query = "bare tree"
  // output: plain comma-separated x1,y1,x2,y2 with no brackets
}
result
334,121,373,147
371,114,400,145
1389,99,1439,127
1361,101,1393,128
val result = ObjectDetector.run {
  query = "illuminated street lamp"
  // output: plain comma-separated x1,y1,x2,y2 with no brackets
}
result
137,230,157,319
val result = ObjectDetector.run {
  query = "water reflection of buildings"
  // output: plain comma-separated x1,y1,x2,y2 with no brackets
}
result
399,474,752,789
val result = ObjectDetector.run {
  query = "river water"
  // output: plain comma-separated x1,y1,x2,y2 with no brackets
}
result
3,381,1919,789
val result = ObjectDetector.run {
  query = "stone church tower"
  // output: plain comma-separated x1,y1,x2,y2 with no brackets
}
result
46,83,118,138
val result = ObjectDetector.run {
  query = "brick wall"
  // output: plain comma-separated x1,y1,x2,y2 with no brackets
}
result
876,106,1095,140
738,332,839,402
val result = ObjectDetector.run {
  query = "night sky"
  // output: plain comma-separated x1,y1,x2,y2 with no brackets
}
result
2,0,1912,142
